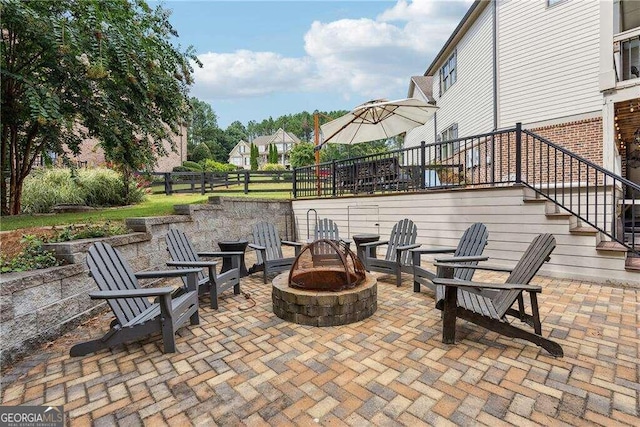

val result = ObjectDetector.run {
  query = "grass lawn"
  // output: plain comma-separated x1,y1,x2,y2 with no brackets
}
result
1,192,284,231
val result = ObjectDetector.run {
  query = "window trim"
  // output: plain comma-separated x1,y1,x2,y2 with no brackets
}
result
439,50,457,96
546,0,568,8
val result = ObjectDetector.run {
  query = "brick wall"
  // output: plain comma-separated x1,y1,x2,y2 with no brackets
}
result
65,126,187,172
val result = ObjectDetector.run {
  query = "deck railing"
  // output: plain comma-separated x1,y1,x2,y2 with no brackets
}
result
293,123,640,254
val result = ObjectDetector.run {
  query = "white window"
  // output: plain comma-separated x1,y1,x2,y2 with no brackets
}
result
547,0,566,7
239,145,246,154
466,147,480,168
244,157,249,166
439,51,457,95
259,145,266,153
436,123,459,159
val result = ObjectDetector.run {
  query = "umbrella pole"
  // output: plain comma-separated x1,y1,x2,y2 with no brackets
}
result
314,111,321,196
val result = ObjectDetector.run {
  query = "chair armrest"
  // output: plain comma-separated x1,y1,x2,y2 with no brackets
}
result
248,243,266,251
282,240,303,247
340,238,353,245
89,287,175,299
360,240,389,248
410,247,456,255
198,251,244,258
433,262,513,272
135,268,202,279
432,278,542,292
434,255,489,263
166,260,217,268
397,243,421,251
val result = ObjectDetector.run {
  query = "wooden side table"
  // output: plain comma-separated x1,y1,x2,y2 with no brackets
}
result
218,240,249,277
352,234,380,269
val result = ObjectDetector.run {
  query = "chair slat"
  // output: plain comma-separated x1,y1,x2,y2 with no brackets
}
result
87,242,150,326
493,234,555,317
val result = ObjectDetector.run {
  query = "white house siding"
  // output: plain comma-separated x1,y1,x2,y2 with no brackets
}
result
497,0,601,128
432,4,495,139
404,120,435,148
292,187,639,286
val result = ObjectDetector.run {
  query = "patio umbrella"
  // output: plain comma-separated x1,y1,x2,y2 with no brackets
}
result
320,98,438,146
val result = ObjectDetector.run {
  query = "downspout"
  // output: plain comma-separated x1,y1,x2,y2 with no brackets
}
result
492,0,498,130
433,112,438,142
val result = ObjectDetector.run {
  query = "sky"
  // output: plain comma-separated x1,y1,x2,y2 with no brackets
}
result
159,0,472,129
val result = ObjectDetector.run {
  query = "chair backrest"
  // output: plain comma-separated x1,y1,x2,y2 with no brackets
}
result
492,234,556,317
252,221,284,263
384,218,417,265
453,223,489,281
315,218,340,241
86,242,151,326
166,229,208,285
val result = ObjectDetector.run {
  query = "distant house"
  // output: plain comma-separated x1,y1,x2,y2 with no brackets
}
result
228,128,301,170
228,140,252,169
405,0,640,181
60,124,187,172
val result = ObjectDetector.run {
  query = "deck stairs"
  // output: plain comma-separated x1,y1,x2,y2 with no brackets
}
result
521,187,640,273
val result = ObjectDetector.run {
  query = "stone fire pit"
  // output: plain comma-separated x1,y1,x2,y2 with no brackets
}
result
272,272,377,326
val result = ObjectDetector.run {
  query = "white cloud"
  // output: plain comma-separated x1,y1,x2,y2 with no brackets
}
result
192,50,314,99
193,1,470,102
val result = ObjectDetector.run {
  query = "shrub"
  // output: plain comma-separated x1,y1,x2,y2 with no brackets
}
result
201,159,236,173
172,165,189,172
261,163,286,181
48,221,129,243
181,161,203,171
21,167,145,214
21,168,84,214
0,235,60,273
190,143,212,163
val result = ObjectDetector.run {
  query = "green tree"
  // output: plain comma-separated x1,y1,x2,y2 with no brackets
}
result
268,143,278,163
188,97,218,154
320,140,389,162
190,143,212,163
250,143,258,171
1,0,199,214
289,142,315,168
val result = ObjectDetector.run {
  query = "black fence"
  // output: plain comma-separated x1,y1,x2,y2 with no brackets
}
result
150,170,293,195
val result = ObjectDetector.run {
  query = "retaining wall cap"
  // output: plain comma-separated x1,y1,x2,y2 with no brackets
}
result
43,232,150,254
126,215,192,231
0,264,84,293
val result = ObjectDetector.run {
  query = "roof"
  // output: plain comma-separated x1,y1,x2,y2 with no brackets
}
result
252,128,301,146
424,0,488,77
407,76,435,104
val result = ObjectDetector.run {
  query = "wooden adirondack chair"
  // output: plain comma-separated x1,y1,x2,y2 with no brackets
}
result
362,218,421,286
412,223,489,293
249,221,303,283
309,218,351,247
69,242,200,357
432,234,563,357
165,229,241,310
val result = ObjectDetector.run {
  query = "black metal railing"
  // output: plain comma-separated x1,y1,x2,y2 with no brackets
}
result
293,123,640,254
294,128,518,198
521,128,639,253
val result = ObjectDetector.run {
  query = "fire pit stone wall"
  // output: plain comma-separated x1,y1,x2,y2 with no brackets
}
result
272,272,377,326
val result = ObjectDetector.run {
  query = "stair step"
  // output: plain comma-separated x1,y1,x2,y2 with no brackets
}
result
596,241,628,253
570,226,598,235
523,197,545,204
545,211,572,219
625,257,640,272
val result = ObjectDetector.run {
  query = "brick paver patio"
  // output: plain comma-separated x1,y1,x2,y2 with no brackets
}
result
1,260,638,426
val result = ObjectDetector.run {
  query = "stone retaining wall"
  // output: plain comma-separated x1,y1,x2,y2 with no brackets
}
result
0,197,293,368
